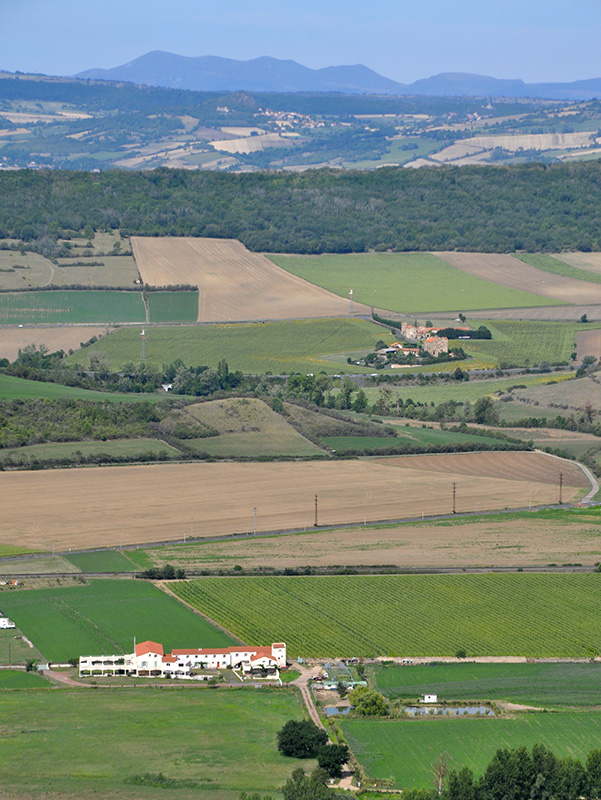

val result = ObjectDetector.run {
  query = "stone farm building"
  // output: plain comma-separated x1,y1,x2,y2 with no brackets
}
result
423,336,449,356
80,640,286,678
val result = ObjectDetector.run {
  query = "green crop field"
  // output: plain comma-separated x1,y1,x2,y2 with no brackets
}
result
147,291,198,322
514,253,601,285
0,290,145,324
0,437,181,465
65,550,138,573
168,574,601,658
269,253,557,313
342,712,601,790
464,321,578,367
0,544,41,557
0,374,168,402
373,662,601,706
0,580,235,661
68,317,392,374
0,670,50,689
0,687,306,799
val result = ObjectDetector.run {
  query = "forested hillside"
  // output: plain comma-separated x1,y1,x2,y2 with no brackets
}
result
2,164,601,253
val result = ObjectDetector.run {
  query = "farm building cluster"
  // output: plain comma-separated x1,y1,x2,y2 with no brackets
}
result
79,640,286,679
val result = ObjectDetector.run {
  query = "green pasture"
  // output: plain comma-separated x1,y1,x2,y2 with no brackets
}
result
348,373,574,407
68,317,392,374
0,579,235,662
269,252,559,314
0,437,181,465
515,253,601,285
344,138,443,169
168,574,601,658
373,662,601,706
0,374,166,402
185,431,322,457
321,426,505,452
0,628,43,666
146,291,198,323
0,687,305,799
0,670,50,689
0,556,79,576
0,544,42,557
0,290,145,324
463,321,577,367
342,712,601,790
65,550,138,573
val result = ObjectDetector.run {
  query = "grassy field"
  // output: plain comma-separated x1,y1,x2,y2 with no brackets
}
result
0,290,145,324
346,374,574,407
146,291,199,323
464,321,578,367
0,669,50,689
512,375,601,411
373,662,601,706
0,544,42,557
168,574,601,658
515,253,601,285
65,551,138,573
68,318,393,374
269,253,557,313
0,437,181,465
0,580,236,661
0,687,306,799
0,374,167,402
170,398,323,457
104,507,601,573
321,426,504,452
0,250,55,290
0,628,43,666
342,712,601,789
52,255,139,287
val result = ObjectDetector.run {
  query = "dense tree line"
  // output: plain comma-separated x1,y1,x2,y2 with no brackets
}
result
2,163,601,253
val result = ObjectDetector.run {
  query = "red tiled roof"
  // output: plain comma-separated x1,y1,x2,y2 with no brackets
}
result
272,643,286,648
251,653,277,662
135,641,164,657
162,655,177,663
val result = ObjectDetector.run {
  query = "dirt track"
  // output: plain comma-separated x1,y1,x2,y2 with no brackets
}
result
0,452,586,551
436,251,601,305
132,236,367,322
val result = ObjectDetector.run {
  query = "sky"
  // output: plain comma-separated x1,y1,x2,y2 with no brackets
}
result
2,0,601,84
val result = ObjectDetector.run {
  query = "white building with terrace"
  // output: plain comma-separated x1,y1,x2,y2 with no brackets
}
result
79,640,286,679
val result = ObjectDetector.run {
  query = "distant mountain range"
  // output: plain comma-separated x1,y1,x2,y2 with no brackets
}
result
75,52,601,100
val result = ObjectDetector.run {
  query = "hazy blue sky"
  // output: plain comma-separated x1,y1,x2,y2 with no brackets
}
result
2,0,601,84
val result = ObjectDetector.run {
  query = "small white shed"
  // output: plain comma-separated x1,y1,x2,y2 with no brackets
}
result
421,693,438,704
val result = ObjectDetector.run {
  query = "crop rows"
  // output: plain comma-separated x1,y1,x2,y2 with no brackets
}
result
466,321,577,366
168,574,601,658
0,290,145,324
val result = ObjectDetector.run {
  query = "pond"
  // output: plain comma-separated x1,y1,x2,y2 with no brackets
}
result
325,706,353,716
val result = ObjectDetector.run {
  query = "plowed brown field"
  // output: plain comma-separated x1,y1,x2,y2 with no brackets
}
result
132,237,363,322
0,326,112,362
577,329,601,361
435,252,601,305
0,452,587,551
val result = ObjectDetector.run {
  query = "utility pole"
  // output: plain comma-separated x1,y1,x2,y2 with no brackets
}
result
253,507,257,535
141,329,146,361
559,472,563,505
314,494,319,528
452,482,457,515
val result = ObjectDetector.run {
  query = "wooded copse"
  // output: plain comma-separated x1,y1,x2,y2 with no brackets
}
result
2,164,601,254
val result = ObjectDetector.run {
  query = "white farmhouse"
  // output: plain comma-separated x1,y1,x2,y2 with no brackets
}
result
79,640,286,679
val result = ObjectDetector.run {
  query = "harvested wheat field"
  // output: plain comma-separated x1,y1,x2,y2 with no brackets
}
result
577,329,601,361
463,306,601,321
132,236,364,322
555,252,601,275
0,452,588,551
435,252,601,305
0,325,112,362
145,514,601,570
466,132,595,151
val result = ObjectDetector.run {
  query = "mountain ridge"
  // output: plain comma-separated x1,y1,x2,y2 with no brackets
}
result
75,52,601,100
